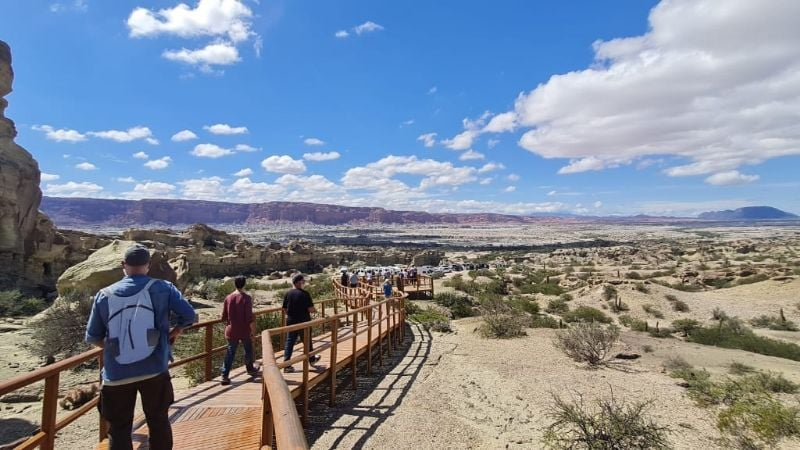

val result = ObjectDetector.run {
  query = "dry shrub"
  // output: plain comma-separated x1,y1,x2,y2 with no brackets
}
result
553,323,619,366
543,391,671,449
718,395,800,449
29,290,94,358
478,298,526,339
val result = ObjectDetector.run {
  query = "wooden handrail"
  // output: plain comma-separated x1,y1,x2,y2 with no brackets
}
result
260,329,308,450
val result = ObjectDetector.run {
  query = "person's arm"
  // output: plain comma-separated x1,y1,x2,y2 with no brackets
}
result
221,296,229,323
85,292,107,348
167,283,198,343
306,292,316,315
247,296,256,336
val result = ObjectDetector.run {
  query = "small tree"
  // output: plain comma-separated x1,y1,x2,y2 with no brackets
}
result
672,319,700,337
554,323,619,366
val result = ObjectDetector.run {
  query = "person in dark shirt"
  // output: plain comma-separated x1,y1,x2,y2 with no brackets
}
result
220,275,259,385
340,270,348,286
282,273,318,372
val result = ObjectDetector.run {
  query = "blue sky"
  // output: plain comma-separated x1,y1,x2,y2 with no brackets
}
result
2,0,799,216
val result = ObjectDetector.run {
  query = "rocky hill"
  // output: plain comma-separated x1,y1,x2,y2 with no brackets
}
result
698,206,799,221
40,197,564,226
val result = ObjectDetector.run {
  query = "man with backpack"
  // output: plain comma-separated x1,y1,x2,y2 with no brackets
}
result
220,275,260,385
85,244,196,450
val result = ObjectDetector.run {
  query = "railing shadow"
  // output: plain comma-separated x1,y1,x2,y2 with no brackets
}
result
303,321,432,449
0,418,38,449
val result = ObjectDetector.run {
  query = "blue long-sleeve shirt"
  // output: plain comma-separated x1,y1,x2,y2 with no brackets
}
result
85,274,197,383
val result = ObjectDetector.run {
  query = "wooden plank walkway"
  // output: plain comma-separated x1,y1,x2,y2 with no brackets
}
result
97,316,398,449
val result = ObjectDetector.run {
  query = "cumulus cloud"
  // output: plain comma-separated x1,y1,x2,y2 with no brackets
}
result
229,177,285,201
179,177,226,200
504,186,517,193
704,170,760,186
593,201,603,209
49,0,88,13
162,42,240,68
191,143,233,158
303,151,341,162
171,129,198,142
482,112,517,133
88,126,158,144
41,173,60,182
144,156,172,170
334,30,349,39
117,177,137,183
75,162,97,171
261,155,306,174
127,0,254,42
31,125,87,142
342,155,477,193
124,182,176,199
133,151,149,159
479,177,493,185
303,138,325,146
477,162,505,173
337,21,384,38
506,0,800,179
507,173,520,182
443,111,515,150
234,168,253,177
204,123,248,135
459,150,485,161
43,181,103,197
234,144,259,152
417,133,437,148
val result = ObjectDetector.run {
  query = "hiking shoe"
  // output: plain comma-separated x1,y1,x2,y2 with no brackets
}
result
220,376,231,386
309,355,321,364
283,366,296,373
247,368,261,377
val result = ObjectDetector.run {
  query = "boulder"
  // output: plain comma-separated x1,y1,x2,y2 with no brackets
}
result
57,240,176,295
411,250,444,267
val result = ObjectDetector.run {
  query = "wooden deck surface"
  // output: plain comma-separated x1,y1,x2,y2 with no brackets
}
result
96,317,396,450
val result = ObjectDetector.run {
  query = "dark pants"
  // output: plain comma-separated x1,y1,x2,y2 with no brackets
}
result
99,372,174,450
283,329,313,361
221,338,255,377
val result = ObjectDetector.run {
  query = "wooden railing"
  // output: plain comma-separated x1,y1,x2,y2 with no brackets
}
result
259,287,406,449
0,292,347,450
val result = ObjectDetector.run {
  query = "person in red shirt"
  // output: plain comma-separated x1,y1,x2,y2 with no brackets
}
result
220,275,259,385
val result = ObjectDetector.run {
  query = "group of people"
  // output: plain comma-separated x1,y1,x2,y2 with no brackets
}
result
85,243,322,449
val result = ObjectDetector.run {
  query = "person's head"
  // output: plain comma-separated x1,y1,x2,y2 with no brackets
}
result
292,273,306,288
122,244,150,276
234,275,246,291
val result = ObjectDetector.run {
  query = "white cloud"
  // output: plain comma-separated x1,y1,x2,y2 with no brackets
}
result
75,162,97,171
162,42,240,68
303,151,341,162
442,130,478,151
428,86,438,95
477,162,505,173
229,177,285,201
234,168,253,177
179,177,226,200
261,155,306,174
417,132,437,148
31,125,87,142
459,150,485,161
509,0,800,178
487,139,500,149
342,155,477,192
479,177,493,185
88,126,157,144
303,137,325,146
593,201,603,209
504,186,517,193
204,123,248,135
507,173,520,182
124,182,176,199
49,0,88,13
482,112,517,133
127,0,254,43
144,156,172,170
234,144,259,152
116,177,137,183
41,173,60,182
335,30,349,39
354,21,384,35
631,199,751,217
43,181,103,197
171,129,198,142
547,190,557,196
133,151,149,159
191,143,233,158
402,119,415,126
704,170,760,186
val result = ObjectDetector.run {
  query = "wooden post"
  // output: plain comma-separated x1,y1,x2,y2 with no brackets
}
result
321,302,326,333
262,383,274,448
97,353,108,442
204,324,213,382
386,302,393,357
329,321,338,407
280,309,287,350
302,327,310,427
41,374,59,450
378,301,383,366
367,305,373,375
351,311,358,390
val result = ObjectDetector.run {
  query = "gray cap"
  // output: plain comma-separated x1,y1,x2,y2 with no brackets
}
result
124,244,151,266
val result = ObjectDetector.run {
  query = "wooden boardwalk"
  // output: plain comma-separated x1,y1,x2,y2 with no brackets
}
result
96,308,402,449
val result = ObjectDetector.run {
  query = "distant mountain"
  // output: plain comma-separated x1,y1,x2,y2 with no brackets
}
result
41,197,579,227
697,206,799,221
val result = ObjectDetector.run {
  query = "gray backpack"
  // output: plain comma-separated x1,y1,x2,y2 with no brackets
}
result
103,280,159,364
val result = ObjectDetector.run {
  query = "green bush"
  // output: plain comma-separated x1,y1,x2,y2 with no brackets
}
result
546,298,570,314
672,319,700,337
602,285,618,301
563,306,612,324
559,293,573,302
619,315,648,331
642,304,665,319
543,393,671,449
478,298,526,339
0,290,48,317
409,307,452,332
433,292,475,318
664,294,678,303
625,271,642,280
734,273,770,286
671,300,690,312
634,283,650,294
531,315,561,329
647,327,673,339
750,314,798,332
508,297,540,315
729,362,756,375
688,325,800,362
718,396,800,449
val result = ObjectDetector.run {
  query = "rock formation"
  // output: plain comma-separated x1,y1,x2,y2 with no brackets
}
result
0,40,107,293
